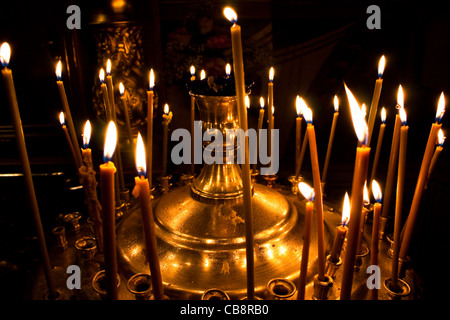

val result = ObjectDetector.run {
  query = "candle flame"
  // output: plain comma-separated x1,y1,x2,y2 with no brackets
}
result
298,182,315,202
334,95,339,112
83,120,92,149
164,103,170,115
59,111,65,126
55,60,62,80
397,85,404,109
361,103,367,119
269,67,274,82
372,180,382,203
303,106,313,124
296,95,303,116
245,95,250,109
381,107,386,123
106,59,112,75
119,82,125,96
225,63,231,77
149,69,155,90
99,68,105,83
436,92,445,123
135,132,146,177
363,181,370,206
399,107,407,126
378,55,386,77
103,121,117,162
190,65,195,76
344,83,368,146
271,105,274,115
223,7,237,24
341,192,350,226
437,128,446,146
260,96,265,109
0,42,11,67
200,69,206,80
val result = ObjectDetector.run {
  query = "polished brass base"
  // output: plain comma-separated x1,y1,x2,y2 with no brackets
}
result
116,183,329,299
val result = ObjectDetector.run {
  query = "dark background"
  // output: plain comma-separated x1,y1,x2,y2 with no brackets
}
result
0,0,449,300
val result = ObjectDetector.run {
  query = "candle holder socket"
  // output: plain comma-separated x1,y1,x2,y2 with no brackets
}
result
386,233,394,258
120,188,131,206
52,226,68,250
379,217,388,240
266,278,297,300
383,277,411,300
312,274,333,300
75,236,97,261
127,273,152,300
325,255,342,279
263,174,278,188
251,169,260,184
180,173,195,186
160,175,172,195
63,212,82,234
288,175,302,195
398,256,410,279
91,270,121,300
354,245,369,271
201,288,230,300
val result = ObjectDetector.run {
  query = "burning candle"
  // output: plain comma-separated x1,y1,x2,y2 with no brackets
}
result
303,104,326,281
59,112,80,168
399,92,446,270
322,95,339,188
118,82,133,144
294,98,309,179
106,59,117,122
370,180,382,300
296,182,315,300
132,133,165,299
367,55,385,146
370,107,387,182
1,42,57,299
268,67,274,157
356,182,370,256
295,96,303,172
225,63,231,78
162,103,172,176
391,107,408,292
224,6,255,299
79,120,103,253
190,66,196,174
380,87,403,237
147,69,155,189
99,121,118,300
340,83,371,300
329,192,350,263
200,69,206,80
252,97,265,172
55,60,82,167
99,68,112,121
427,129,445,185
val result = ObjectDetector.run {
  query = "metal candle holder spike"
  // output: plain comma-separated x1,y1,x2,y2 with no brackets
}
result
160,175,172,195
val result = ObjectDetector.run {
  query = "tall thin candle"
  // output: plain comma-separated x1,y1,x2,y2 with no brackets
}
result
340,84,371,300
267,67,274,157
99,68,112,121
367,55,385,146
370,107,387,182
133,133,165,299
399,93,445,270
303,105,326,281
370,180,382,300
118,82,133,144
426,129,445,187
190,66,196,174
295,95,303,171
162,103,172,176
59,112,80,168
322,95,339,188
56,60,82,167
252,97,265,171
329,192,350,263
147,69,155,189
1,42,57,299
100,121,118,300
391,107,408,292
297,182,315,300
224,6,255,300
